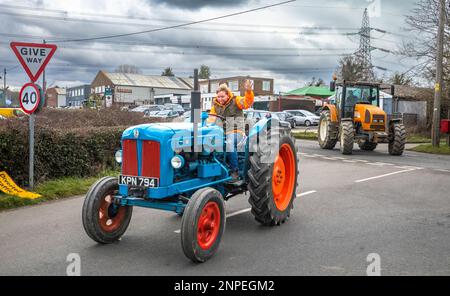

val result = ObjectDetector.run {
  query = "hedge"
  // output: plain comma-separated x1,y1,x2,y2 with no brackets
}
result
0,108,161,187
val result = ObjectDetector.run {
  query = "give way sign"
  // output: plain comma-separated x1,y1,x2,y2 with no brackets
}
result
10,42,57,83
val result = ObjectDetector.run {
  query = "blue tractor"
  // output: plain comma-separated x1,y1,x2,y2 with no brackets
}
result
82,75,299,263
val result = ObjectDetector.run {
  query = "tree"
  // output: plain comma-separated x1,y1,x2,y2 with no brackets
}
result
402,0,449,85
114,64,142,74
199,65,211,79
402,0,449,120
337,55,366,81
389,72,413,86
161,67,175,77
307,77,325,87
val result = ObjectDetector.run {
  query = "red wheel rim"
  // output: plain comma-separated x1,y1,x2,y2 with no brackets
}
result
272,143,296,211
197,201,221,250
98,192,126,233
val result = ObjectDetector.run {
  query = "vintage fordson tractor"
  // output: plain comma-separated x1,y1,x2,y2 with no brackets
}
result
82,94,299,263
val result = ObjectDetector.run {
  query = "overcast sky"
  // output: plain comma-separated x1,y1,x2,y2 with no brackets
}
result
0,0,420,92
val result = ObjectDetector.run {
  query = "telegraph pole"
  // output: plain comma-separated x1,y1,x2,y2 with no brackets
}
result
432,0,446,147
3,68,5,92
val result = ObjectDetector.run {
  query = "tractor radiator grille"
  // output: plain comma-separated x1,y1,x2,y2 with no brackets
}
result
370,125,386,131
122,140,138,176
141,140,160,178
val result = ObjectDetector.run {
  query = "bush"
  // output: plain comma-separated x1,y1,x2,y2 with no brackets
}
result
0,108,162,186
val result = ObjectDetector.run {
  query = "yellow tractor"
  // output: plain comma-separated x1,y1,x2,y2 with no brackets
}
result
318,80,406,155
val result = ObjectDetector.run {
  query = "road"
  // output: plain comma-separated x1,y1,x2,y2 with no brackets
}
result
0,139,449,275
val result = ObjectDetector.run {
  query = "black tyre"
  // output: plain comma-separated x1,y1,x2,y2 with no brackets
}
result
359,140,378,151
82,176,133,244
389,122,406,156
248,129,299,226
318,110,338,149
339,121,354,155
181,187,225,263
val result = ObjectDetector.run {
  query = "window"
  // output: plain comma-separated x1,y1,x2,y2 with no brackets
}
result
229,80,239,91
81,89,84,96
262,80,271,91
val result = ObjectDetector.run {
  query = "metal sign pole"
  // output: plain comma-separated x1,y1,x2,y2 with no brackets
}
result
29,113,35,190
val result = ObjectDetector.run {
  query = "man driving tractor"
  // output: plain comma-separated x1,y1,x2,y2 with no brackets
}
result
208,79,254,181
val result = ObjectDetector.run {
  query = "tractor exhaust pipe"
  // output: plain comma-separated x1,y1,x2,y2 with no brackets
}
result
191,69,201,154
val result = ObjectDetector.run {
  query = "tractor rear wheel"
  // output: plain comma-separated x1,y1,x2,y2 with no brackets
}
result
389,122,406,156
181,187,225,263
318,110,338,149
82,177,133,244
339,121,354,155
248,130,299,226
359,140,378,151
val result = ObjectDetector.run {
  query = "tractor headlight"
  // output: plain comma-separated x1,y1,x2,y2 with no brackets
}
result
115,150,122,164
354,111,361,119
171,155,185,169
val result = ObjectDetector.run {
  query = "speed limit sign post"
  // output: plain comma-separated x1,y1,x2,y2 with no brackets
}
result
19,82,43,190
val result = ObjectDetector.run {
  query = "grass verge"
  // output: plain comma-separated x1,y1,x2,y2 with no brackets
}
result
407,143,450,155
292,131,318,141
0,169,119,211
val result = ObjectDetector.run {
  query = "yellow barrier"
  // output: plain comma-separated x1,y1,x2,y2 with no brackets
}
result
0,171,41,199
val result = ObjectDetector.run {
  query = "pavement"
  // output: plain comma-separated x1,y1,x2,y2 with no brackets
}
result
0,139,449,275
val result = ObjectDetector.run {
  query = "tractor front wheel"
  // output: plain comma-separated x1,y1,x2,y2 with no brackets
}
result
389,122,406,156
359,140,378,151
339,121,354,155
181,187,225,263
82,177,133,244
318,110,338,149
248,132,298,226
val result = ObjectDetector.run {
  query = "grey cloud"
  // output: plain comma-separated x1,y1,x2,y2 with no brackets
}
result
149,0,250,9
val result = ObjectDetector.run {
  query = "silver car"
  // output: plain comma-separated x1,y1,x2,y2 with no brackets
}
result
284,110,320,127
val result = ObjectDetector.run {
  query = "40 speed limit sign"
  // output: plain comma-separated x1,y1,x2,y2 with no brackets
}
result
19,82,43,114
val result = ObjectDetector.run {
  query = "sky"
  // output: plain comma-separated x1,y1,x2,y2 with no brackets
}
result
0,0,421,92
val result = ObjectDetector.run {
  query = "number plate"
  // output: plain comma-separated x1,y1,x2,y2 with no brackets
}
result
118,175,159,188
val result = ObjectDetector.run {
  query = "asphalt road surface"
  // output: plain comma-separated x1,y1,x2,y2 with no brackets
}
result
0,139,449,276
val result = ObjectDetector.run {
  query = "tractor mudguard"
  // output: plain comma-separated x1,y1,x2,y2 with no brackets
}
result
323,104,338,122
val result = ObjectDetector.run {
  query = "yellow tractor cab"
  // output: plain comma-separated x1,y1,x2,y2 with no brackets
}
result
318,80,406,155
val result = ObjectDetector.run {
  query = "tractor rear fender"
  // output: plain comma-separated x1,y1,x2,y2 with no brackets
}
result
323,104,338,122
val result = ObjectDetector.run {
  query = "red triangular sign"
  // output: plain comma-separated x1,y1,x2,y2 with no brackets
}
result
10,42,57,83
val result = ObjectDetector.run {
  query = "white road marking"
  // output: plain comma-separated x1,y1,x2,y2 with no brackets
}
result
343,160,358,163
174,191,318,233
355,169,416,183
354,159,369,163
226,208,251,218
297,190,317,197
322,157,338,160
332,157,346,160
303,155,318,158
434,169,450,173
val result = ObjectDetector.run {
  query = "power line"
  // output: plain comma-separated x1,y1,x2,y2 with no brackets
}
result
48,0,297,43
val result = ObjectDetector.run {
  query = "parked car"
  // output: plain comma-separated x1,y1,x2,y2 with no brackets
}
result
284,109,320,126
163,103,185,115
275,111,296,128
148,110,180,119
131,105,165,115
244,110,291,129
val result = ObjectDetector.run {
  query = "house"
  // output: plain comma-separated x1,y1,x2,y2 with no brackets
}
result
90,71,193,107
199,76,275,110
199,76,274,97
45,87,66,108
67,84,90,107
